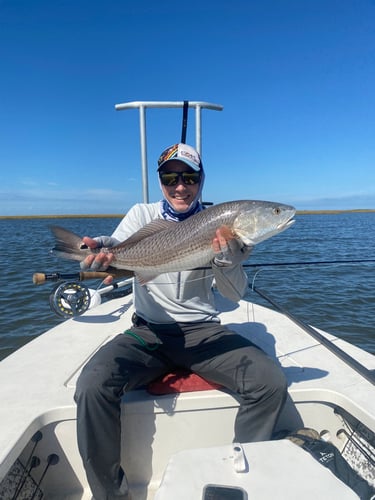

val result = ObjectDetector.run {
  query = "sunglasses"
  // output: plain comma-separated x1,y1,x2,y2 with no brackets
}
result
159,171,201,186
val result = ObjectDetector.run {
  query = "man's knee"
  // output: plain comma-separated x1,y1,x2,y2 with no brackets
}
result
74,361,107,403
262,358,287,397
241,355,287,401
269,361,288,392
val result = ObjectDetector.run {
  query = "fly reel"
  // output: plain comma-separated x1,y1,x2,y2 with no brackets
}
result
49,281,91,318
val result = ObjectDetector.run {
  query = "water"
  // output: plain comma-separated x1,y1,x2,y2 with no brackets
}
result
0,213,374,361
248,212,375,355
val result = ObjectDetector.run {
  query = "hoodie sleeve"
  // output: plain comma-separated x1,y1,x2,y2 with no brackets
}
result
211,240,252,302
212,264,249,302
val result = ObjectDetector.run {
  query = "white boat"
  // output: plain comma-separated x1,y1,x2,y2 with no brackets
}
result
0,101,374,500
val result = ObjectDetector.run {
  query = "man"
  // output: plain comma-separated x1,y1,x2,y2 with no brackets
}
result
75,143,287,500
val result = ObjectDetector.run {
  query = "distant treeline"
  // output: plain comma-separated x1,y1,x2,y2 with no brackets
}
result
0,214,125,220
296,209,375,215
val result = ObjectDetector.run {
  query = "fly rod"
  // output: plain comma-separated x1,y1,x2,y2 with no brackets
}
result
32,270,132,285
32,258,375,285
252,286,375,386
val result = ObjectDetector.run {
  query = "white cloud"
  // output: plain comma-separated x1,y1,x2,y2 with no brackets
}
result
0,187,139,215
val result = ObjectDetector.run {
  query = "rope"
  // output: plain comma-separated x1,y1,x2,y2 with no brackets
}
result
123,330,160,351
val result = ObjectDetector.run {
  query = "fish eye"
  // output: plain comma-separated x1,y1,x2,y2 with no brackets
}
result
273,207,281,215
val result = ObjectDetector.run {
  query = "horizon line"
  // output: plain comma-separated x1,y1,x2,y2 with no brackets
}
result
1,208,375,220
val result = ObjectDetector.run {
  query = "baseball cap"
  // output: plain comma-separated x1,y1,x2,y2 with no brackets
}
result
157,143,203,172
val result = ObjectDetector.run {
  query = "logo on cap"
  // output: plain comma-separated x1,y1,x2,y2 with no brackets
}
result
158,143,202,171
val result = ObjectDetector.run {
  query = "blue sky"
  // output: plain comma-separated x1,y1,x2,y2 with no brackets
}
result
1,0,374,215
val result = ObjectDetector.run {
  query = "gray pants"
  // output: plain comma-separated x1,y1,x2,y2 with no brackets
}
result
74,320,287,500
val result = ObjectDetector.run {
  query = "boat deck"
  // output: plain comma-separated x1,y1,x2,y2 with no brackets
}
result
0,292,374,498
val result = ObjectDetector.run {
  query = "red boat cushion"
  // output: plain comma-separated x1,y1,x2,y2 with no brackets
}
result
147,371,222,395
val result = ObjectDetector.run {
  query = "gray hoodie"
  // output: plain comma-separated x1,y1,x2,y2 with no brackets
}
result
104,202,250,324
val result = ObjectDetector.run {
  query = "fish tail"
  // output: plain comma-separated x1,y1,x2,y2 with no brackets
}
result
50,225,91,262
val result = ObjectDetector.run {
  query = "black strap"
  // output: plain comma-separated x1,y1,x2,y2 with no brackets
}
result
181,100,189,143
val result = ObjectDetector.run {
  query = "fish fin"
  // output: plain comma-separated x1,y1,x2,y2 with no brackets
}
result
50,225,90,261
134,271,160,286
106,266,135,279
233,230,256,246
113,220,177,249
217,225,235,240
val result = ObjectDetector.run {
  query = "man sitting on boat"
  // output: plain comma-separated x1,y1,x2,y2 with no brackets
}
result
74,143,288,500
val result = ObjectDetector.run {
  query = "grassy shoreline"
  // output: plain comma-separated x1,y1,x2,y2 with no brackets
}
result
1,209,375,220
296,209,375,214
0,214,125,220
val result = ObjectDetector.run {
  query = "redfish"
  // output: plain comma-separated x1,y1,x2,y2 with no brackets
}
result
51,200,295,284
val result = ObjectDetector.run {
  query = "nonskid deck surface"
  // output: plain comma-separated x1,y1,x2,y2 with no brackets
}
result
0,293,374,499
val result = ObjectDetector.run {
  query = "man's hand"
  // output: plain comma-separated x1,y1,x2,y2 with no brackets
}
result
80,237,115,284
212,227,253,267
212,227,232,253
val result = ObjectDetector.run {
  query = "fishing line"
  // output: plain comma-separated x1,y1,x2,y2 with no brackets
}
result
128,257,375,287
247,259,375,294
254,259,375,268
249,265,314,292
33,258,375,285
253,286,375,385
250,268,264,291
196,258,375,270
246,299,256,324
139,272,216,286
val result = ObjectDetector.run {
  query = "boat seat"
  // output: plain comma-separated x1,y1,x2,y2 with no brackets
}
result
122,374,237,490
147,370,222,395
